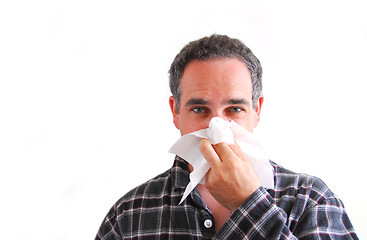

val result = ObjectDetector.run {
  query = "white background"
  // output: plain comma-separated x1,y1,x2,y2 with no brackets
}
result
1,1,366,239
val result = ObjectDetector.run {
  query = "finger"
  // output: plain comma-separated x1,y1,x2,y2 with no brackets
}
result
212,142,240,163
200,138,221,168
228,141,249,162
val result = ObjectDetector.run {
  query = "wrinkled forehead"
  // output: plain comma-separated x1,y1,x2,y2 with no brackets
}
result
179,58,253,102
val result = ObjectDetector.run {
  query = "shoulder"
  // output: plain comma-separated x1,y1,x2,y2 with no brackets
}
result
114,168,173,210
110,158,189,214
95,168,176,240
270,161,341,207
95,160,189,239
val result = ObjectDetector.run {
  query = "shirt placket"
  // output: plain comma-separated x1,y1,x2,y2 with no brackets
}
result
190,188,216,239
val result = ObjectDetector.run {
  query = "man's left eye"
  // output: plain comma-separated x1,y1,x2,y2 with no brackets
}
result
229,107,244,113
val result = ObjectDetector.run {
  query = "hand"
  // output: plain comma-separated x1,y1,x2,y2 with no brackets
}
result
200,138,260,212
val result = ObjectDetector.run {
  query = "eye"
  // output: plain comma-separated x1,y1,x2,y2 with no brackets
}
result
228,107,245,113
191,107,207,114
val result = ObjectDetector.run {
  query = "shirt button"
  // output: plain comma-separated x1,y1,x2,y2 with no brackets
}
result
204,219,213,228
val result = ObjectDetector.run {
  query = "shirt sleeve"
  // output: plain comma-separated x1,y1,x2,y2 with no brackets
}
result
213,187,358,240
95,205,122,240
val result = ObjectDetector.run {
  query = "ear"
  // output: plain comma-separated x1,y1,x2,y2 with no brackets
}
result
169,96,180,130
253,94,264,128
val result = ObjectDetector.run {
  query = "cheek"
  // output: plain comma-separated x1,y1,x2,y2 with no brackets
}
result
233,118,255,132
179,118,210,135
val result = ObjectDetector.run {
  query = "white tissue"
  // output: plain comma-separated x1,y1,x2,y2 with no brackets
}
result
169,117,274,204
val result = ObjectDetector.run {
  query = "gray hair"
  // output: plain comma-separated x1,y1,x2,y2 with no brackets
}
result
169,34,262,113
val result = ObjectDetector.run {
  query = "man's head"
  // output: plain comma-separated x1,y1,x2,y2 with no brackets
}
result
168,34,264,135
169,34,263,113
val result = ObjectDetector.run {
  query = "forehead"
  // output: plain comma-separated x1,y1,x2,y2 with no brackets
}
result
180,58,253,97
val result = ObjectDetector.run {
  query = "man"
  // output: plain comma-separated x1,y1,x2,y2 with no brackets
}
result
95,34,358,239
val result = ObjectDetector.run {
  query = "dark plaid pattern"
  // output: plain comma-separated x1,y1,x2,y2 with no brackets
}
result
95,157,358,239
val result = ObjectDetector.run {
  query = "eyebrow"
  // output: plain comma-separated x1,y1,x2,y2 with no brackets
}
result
226,98,250,106
185,98,209,106
184,98,250,107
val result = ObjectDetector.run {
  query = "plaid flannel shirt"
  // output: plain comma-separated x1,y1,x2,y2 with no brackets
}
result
95,157,358,239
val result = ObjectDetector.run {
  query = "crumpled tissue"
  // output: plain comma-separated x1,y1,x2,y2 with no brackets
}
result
169,117,274,204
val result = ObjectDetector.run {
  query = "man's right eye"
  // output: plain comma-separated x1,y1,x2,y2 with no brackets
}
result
191,107,206,114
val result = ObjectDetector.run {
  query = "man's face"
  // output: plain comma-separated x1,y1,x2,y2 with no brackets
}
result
169,58,263,136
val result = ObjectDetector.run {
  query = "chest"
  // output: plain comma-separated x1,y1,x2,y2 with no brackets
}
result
196,184,231,233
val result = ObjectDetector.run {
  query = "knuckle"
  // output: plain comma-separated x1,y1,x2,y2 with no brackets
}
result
199,139,210,153
213,142,226,152
233,157,243,168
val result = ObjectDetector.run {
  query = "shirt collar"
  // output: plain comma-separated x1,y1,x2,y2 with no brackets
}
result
171,156,190,192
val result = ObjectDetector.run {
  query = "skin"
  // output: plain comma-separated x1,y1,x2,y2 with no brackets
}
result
169,58,264,218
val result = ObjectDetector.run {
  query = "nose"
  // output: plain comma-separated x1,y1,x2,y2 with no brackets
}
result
212,111,230,122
